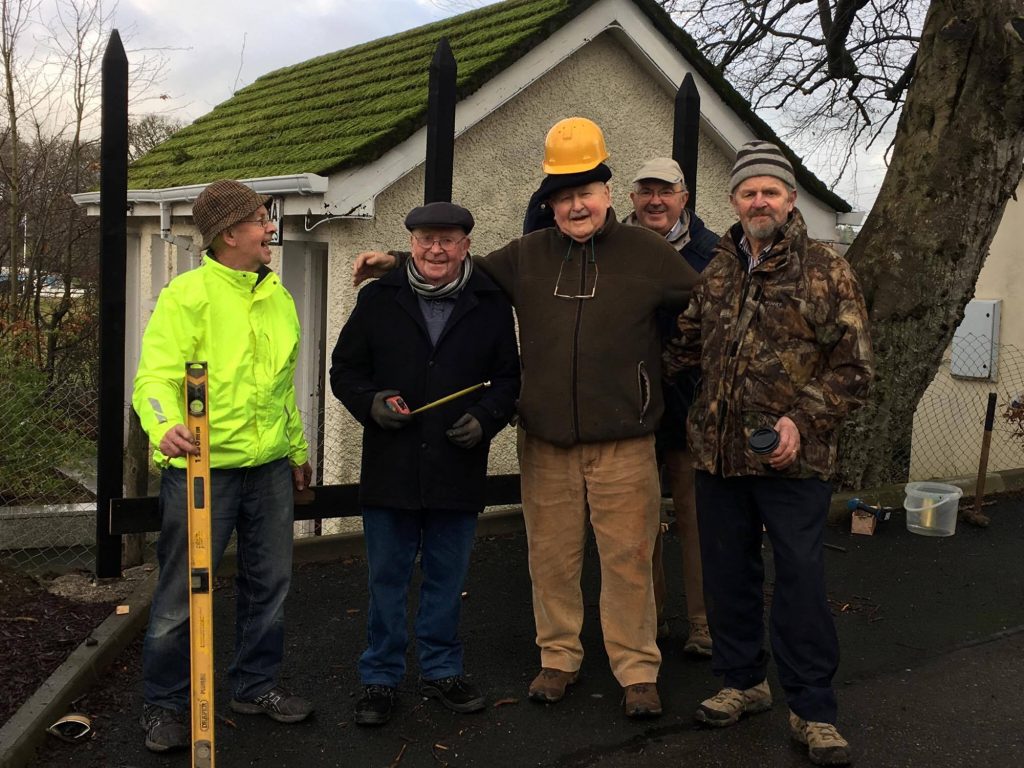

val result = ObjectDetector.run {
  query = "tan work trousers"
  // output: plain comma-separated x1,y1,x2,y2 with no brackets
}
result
520,432,662,687
652,447,707,625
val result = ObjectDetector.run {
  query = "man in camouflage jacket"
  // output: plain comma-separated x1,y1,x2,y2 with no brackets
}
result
664,141,872,767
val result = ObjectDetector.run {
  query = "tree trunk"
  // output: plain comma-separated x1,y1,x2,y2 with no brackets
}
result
839,0,1024,489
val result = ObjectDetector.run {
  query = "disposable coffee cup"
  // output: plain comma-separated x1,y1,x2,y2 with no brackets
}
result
749,427,780,456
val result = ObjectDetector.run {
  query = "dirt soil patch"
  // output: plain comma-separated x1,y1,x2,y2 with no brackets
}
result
0,562,151,726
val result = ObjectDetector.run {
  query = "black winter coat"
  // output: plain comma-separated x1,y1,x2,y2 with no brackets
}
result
330,266,520,512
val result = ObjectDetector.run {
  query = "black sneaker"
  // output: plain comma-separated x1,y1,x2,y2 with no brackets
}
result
419,675,486,713
139,703,189,752
229,685,313,723
354,684,395,726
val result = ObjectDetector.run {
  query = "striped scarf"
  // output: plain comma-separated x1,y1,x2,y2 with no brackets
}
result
406,255,473,299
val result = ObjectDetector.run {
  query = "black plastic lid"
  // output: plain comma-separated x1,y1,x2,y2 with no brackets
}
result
749,427,780,455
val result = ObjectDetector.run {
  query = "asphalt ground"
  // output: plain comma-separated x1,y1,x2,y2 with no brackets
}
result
32,496,1024,768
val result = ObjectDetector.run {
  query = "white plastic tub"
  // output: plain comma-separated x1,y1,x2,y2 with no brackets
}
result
903,482,963,537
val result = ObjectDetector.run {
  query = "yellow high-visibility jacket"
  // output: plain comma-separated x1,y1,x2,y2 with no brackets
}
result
132,256,308,470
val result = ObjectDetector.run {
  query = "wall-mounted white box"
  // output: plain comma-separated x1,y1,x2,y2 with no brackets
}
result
951,299,1001,380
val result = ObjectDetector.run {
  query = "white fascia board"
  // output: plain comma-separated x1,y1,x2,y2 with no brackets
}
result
70,173,329,217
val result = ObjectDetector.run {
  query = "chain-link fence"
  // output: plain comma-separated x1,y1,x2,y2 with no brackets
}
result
0,366,98,574
4,339,1024,576
911,336,1024,481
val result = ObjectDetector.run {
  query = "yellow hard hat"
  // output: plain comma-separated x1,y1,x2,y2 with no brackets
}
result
542,117,609,174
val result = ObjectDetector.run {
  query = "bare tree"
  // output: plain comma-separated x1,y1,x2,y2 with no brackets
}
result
662,0,927,185
663,0,1024,488
128,112,182,163
0,0,170,383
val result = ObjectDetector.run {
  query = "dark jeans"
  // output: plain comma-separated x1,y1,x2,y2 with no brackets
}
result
695,471,839,723
358,507,478,687
142,458,294,711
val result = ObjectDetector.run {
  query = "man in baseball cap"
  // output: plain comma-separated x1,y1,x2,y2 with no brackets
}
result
132,179,314,751
623,156,720,660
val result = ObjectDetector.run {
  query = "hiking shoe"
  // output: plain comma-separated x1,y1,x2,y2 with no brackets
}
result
419,675,486,713
354,684,395,726
528,667,579,703
683,621,713,658
789,711,852,765
694,680,772,727
229,685,313,723
139,704,189,752
622,682,662,718
656,620,670,640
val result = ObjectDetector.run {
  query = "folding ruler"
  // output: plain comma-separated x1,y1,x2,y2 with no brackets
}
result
185,361,214,767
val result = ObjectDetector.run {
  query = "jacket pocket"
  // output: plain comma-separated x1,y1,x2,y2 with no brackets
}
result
637,361,651,423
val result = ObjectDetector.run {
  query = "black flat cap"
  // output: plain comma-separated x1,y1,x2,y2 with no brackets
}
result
404,201,475,234
534,162,613,203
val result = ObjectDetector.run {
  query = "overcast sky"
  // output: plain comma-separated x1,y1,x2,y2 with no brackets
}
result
98,0,884,211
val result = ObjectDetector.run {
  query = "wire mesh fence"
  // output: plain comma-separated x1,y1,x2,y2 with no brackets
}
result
4,339,1024,576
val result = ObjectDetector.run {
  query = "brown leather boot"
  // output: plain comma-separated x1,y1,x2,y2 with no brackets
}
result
528,668,579,703
622,682,662,718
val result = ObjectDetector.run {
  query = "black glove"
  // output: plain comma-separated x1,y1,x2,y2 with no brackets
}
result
370,390,412,430
447,413,483,448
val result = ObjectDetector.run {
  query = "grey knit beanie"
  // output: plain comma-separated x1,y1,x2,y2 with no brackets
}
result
729,141,796,192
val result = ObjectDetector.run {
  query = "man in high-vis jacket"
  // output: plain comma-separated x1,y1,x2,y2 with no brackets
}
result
132,180,314,753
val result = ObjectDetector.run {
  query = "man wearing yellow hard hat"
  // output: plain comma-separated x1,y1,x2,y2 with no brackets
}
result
354,117,699,718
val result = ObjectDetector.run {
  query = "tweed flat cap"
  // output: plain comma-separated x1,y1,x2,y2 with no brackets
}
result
193,180,272,251
631,157,685,186
404,201,475,234
730,141,796,192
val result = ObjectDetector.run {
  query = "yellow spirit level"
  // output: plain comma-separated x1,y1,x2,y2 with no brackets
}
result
185,362,215,767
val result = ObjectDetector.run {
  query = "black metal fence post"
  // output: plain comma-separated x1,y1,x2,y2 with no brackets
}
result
95,30,129,578
673,73,700,212
424,37,457,204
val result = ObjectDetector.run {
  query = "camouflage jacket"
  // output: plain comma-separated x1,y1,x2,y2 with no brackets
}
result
663,209,873,480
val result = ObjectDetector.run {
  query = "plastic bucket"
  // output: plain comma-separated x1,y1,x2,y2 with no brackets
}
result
903,482,963,537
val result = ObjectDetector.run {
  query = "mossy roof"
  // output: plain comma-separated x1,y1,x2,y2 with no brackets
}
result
129,0,849,212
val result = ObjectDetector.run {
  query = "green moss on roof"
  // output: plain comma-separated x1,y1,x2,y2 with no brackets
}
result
129,0,588,188
129,0,847,211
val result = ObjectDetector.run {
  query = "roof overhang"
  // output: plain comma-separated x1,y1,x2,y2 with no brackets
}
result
71,173,328,217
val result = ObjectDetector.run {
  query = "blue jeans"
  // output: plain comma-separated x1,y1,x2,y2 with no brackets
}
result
358,507,478,687
142,458,294,711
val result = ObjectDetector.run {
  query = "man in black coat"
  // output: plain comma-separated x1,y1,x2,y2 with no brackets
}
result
330,202,520,727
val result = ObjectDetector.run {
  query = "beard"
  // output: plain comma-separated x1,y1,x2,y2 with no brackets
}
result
745,214,784,242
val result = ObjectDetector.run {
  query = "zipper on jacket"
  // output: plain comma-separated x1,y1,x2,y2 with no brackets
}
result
570,244,586,441
717,268,755,473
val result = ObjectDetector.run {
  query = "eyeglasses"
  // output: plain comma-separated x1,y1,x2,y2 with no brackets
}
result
237,216,273,228
413,235,467,251
635,188,683,201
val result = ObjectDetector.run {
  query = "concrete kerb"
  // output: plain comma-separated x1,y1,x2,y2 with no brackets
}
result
5,470,1023,768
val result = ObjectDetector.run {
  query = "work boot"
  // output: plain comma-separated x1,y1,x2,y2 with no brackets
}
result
354,684,395,726
789,711,852,765
528,667,579,703
683,621,713,658
229,685,313,723
694,679,772,727
139,703,189,752
419,675,486,713
622,682,662,719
